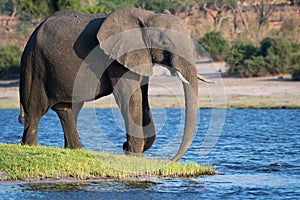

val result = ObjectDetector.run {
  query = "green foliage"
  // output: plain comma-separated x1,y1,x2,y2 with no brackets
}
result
16,0,56,20
15,0,110,20
291,63,300,81
0,45,22,78
96,0,136,11
226,39,257,75
0,0,13,14
260,37,292,74
57,0,83,11
57,0,109,14
0,144,215,180
290,43,300,64
200,31,230,61
242,56,269,77
12,0,195,16
290,43,300,81
82,4,107,14
226,36,299,78
96,0,182,13
137,0,176,13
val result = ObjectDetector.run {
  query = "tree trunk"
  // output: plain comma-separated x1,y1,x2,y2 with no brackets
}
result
5,0,17,32
229,5,238,33
238,3,249,33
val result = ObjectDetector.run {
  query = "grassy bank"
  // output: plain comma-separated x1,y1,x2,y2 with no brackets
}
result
0,144,215,181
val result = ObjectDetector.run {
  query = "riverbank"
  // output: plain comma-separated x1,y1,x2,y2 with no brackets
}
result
0,144,214,181
1,71,299,109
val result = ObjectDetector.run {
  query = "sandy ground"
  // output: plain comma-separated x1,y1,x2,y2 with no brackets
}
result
1,63,299,109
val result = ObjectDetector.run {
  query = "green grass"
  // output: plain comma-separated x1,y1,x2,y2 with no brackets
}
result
0,144,215,181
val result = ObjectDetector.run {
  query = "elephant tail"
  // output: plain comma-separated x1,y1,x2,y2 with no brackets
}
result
18,104,25,125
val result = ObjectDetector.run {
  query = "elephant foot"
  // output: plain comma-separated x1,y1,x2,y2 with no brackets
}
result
123,141,129,152
64,139,82,149
21,130,38,146
123,141,143,157
143,135,156,152
21,141,37,146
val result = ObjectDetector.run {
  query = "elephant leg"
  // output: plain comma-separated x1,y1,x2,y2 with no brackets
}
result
141,79,156,152
52,103,82,149
72,102,84,125
112,76,144,155
21,94,49,146
21,112,43,146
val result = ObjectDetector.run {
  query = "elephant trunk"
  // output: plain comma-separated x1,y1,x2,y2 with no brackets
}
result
171,65,198,161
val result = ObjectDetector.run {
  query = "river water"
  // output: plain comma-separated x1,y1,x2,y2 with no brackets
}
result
0,109,299,199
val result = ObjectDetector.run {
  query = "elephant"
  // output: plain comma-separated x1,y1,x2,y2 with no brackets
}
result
19,8,211,161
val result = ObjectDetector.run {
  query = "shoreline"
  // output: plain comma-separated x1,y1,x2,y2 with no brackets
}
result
1,64,300,109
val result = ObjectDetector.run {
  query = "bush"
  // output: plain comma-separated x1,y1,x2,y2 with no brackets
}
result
200,31,230,61
290,43,300,65
226,39,257,75
0,45,22,78
226,36,298,78
242,56,269,77
260,37,292,74
57,0,83,11
291,64,300,81
17,0,56,21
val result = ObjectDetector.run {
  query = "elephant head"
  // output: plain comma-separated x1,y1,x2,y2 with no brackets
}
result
96,8,207,161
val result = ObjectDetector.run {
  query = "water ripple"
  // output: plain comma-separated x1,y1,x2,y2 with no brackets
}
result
0,109,299,199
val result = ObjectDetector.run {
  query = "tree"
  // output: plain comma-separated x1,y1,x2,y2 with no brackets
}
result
260,36,292,74
0,0,13,14
227,0,249,33
253,0,276,30
137,0,172,12
96,0,136,11
16,0,56,21
14,0,110,22
201,0,231,30
57,0,83,11
226,39,258,76
200,31,230,61
0,45,22,78
237,0,249,32
227,0,238,32
0,0,18,32
171,0,197,15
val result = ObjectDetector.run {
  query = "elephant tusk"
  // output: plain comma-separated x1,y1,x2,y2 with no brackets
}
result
197,74,216,84
175,70,190,84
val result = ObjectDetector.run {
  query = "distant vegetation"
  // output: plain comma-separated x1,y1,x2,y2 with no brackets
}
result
0,45,22,78
199,31,230,61
225,36,300,77
0,0,300,80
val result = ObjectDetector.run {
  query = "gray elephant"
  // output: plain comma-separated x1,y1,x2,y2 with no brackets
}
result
19,8,211,161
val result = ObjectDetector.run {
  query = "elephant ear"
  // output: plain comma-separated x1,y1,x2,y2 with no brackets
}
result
97,8,154,76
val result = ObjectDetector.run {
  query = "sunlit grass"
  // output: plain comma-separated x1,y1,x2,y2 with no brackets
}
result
0,144,215,181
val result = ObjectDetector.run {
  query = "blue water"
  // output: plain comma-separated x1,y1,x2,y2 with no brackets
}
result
0,109,299,199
